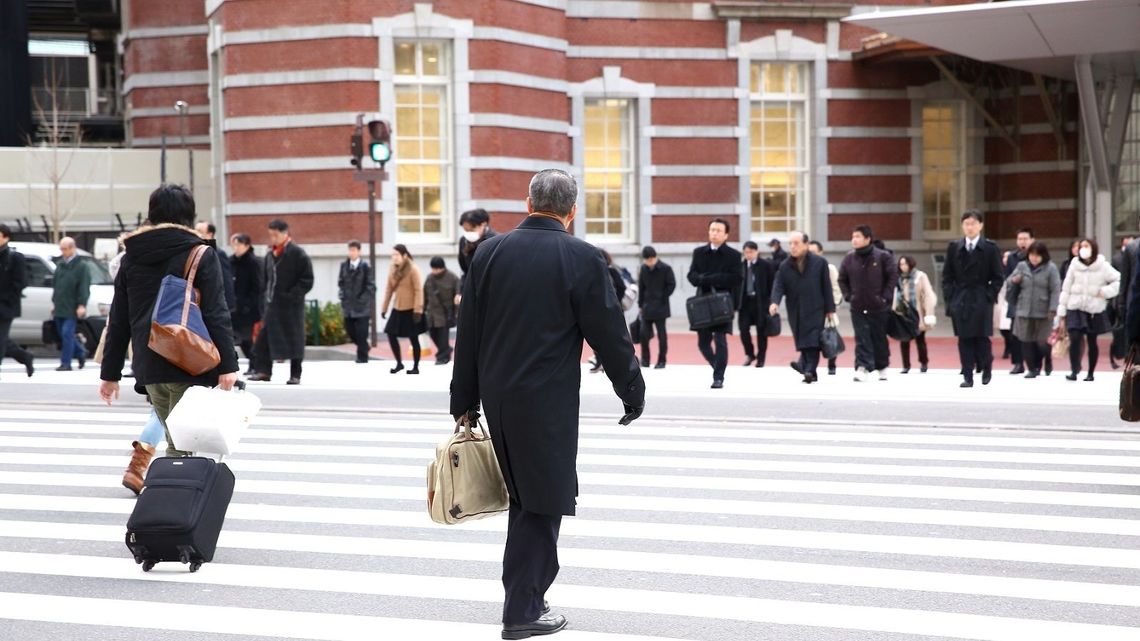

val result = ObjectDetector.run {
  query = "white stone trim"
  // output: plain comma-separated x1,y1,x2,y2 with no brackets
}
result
129,105,210,118
821,165,919,176
222,24,373,46
227,199,368,215
731,29,827,61
467,70,570,94
461,156,571,173
822,203,915,215
471,26,567,52
646,165,740,177
223,68,379,88
568,46,727,60
985,161,1077,174
647,125,743,138
126,25,209,40
122,71,209,94
822,126,920,138
205,0,224,18
821,88,909,100
983,199,1078,212
461,198,529,213
462,113,571,134
654,86,742,99
224,157,348,173
645,203,747,216
566,1,716,19
223,112,375,132
132,135,211,146
510,0,567,9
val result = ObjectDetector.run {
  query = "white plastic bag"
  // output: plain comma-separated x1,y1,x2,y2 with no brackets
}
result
166,385,262,457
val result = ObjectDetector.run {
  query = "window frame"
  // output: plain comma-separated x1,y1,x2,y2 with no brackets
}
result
582,97,637,243
392,40,454,243
919,100,968,240
1114,89,1140,236
748,61,811,236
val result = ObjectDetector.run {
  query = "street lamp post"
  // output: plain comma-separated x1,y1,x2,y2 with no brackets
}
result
174,100,194,194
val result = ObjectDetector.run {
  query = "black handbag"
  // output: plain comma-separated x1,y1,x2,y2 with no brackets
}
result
886,305,920,342
765,313,782,337
41,319,59,345
821,325,845,360
686,291,735,331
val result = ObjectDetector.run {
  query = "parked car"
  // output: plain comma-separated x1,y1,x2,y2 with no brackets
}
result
8,242,115,354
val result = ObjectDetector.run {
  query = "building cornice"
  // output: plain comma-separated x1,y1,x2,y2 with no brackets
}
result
713,1,853,20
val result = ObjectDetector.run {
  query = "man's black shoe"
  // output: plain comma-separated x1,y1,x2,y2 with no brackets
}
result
1010,365,1025,375
502,613,567,639
286,377,301,385
828,366,837,375
743,356,756,367
55,366,72,372
755,360,764,368
920,365,928,373
711,379,724,389
790,361,803,375
24,357,34,378
654,361,666,369
77,356,85,370
982,367,992,385
640,359,650,368
960,380,974,388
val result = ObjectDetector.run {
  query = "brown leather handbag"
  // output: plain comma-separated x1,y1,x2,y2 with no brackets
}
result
1120,345,1140,422
148,245,221,375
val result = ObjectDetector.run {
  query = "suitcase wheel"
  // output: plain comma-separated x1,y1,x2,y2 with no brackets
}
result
141,560,156,572
189,562,202,573
133,556,143,565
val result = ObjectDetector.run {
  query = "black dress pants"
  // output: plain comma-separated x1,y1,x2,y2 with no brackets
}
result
502,502,562,625
738,300,768,364
900,333,928,369
957,336,993,382
697,328,728,381
344,315,371,361
429,326,451,361
253,328,303,379
639,318,668,364
852,310,890,371
798,348,821,376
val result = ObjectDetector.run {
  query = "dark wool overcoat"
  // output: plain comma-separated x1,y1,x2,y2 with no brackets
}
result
637,261,676,321
450,215,645,517
942,237,1003,339
738,257,776,319
230,250,263,330
771,253,836,350
0,244,27,320
338,259,377,319
262,241,314,360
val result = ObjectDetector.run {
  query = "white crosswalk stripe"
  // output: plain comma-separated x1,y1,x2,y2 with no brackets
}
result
0,408,1138,640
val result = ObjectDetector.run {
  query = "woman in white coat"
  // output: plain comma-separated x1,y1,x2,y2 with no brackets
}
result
1057,238,1120,381
894,255,938,373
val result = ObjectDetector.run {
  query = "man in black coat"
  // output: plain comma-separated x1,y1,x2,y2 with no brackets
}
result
450,169,644,639
838,225,898,381
942,209,1004,388
250,219,314,385
98,184,239,455
738,240,775,367
636,245,675,368
338,240,376,364
769,238,789,265
0,223,30,380
771,232,836,383
688,218,743,389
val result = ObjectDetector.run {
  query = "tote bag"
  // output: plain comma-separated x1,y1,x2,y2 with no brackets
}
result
148,246,221,376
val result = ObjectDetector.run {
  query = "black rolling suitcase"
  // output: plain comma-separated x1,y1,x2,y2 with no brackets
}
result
125,456,235,573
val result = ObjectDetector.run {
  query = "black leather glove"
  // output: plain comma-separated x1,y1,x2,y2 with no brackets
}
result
619,402,644,426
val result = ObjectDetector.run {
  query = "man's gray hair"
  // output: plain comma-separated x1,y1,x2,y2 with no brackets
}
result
529,169,578,217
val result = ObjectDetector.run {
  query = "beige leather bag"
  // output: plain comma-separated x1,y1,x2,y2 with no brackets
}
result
427,417,509,525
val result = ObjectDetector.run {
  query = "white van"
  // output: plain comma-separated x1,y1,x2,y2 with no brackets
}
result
8,242,116,350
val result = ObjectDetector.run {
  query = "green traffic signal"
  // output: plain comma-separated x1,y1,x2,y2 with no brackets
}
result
369,142,391,163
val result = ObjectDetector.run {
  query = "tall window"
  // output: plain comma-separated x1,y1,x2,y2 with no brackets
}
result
583,99,635,241
394,41,450,238
1115,90,1140,235
921,102,965,234
749,62,809,234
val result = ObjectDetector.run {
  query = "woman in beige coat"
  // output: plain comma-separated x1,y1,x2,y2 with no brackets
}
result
381,244,425,374
893,255,938,373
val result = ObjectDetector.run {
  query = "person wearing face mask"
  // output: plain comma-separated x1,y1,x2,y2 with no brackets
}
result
456,208,496,305
687,218,743,389
1007,241,1060,379
942,209,1003,388
1056,238,1120,381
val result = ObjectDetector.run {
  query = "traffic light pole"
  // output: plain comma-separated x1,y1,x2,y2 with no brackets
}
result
354,169,388,347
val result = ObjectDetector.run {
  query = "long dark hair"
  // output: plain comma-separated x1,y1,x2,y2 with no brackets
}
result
898,255,917,273
1079,238,1098,265
392,243,413,260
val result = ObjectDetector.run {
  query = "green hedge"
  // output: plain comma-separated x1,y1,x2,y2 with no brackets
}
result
305,301,349,346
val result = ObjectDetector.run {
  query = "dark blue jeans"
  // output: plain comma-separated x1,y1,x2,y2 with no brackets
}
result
54,317,79,367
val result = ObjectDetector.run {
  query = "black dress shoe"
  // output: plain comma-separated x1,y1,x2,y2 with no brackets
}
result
24,358,34,378
711,379,724,389
1084,373,1095,381
286,377,301,385
640,360,650,368
920,365,928,373
390,364,404,374
790,361,803,375
502,613,567,640
900,367,910,374
982,368,992,385
1010,365,1026,375
1025,370,1039,379
247,373,270,382
755,360,764,368
407,368,420,375
1066,373,1079,381
828,366,837,375
960,380,974,388
55,366,72,372
743,356,756,367
654,362,666,369
77,357,85,370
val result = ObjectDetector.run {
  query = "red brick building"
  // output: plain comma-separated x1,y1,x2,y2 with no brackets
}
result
118,0,1094,300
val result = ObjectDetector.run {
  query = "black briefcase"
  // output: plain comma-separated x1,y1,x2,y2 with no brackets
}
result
765,313,782,337
41,320,59,345
686,292,734,331
126,456,236,573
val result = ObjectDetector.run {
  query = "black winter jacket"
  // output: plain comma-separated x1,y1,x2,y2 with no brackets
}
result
230,249,263,329
638,261,676,321
838,247,898,314
0,244,27,320
100,224,239,388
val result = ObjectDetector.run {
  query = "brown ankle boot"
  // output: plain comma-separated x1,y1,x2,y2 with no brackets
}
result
122,441,155,495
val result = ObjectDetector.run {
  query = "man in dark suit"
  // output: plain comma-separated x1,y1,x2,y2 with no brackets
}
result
450,169,645,640
637,245,675,368
0,223,31,380
738,240,774,367
688,219,743,389
942,209,1004,388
